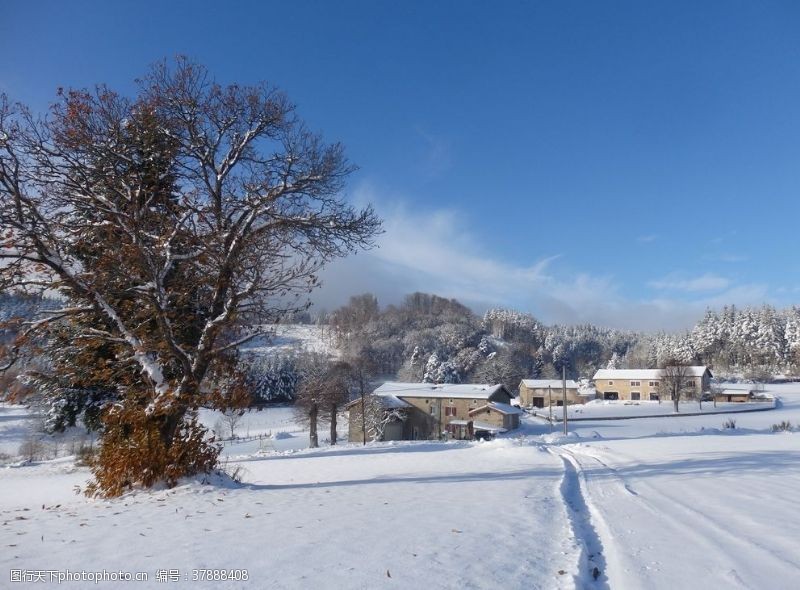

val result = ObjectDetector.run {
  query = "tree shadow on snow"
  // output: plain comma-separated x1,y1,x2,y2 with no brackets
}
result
242,466,564,492
609,450,800,479
245,441,476,462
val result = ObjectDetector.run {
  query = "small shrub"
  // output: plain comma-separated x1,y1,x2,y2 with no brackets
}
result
771,420,793,432
85,401,220,498
218,458,245,484
722,418,737,430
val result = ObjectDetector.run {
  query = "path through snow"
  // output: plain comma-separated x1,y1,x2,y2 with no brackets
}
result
560,435,800,589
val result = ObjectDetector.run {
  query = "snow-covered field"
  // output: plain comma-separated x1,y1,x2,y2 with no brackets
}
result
547,396,775,421
2,383,800,589
197,406,347,455
239,324,337,358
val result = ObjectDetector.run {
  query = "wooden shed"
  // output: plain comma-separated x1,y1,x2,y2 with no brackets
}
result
468,402,523,430
714,389,754,403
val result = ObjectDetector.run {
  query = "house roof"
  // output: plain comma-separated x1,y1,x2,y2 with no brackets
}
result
720,389,753,396
521,379,579,390
593,366,711,380
345,394,412,409
374,382,511,400
469,401,524,416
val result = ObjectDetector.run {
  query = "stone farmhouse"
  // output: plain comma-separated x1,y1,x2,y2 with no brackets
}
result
347,382,521,442
518,379,594,408
592,366,712,401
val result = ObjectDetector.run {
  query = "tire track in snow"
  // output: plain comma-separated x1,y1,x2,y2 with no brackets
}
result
562,444,795,589
548,447,609,589
574,444,800,574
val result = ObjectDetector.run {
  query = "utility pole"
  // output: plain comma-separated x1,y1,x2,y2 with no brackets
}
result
562,366,568,436
358,373,367,446
548,385,553,432
438,398,443,440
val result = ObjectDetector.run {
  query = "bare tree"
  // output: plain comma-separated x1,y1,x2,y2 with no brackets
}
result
220,410,243,439
0,58,380,493
362,394,407,442
321,361,351,445
342,346,379,445
294,353,330,448
658,363,694,413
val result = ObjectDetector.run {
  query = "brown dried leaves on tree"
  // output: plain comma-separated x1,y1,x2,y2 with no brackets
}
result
0,58,380,494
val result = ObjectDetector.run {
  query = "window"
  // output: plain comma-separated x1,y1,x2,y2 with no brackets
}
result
686,380,694,387
444,406,457,417
630,381,641,387
608,381,614,385
631,392,641,401
649,381,658,387
650,393,659,401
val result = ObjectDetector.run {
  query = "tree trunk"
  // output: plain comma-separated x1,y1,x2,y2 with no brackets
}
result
361,393,366,445
330,404,337,445
309,404,318,448
673,391,679,413
159,408,187,448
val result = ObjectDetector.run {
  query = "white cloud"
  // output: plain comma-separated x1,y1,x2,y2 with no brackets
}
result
312,184,771,331
648,273,731,293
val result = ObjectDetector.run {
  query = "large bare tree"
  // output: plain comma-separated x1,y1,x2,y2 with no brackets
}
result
0,58,380,492
658,363,694,413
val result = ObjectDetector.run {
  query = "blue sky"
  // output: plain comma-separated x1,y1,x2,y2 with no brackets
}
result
3,1,800,330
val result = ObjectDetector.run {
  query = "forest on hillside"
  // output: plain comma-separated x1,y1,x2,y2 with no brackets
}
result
4,291,799,416
325,293,800,387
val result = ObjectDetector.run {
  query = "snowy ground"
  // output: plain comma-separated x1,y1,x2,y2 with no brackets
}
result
544,396,776,421
239,324,337,358
2,383,800,589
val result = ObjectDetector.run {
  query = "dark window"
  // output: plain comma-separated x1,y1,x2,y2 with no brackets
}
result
650,393,660,401
631,392,641,401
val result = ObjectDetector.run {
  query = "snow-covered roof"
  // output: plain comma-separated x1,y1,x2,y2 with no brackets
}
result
521,379,579,390
380,394,414,408
470,402,524,416
593,366,710,380
374,382,510,400
345,394,411,409
719,389,753,396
